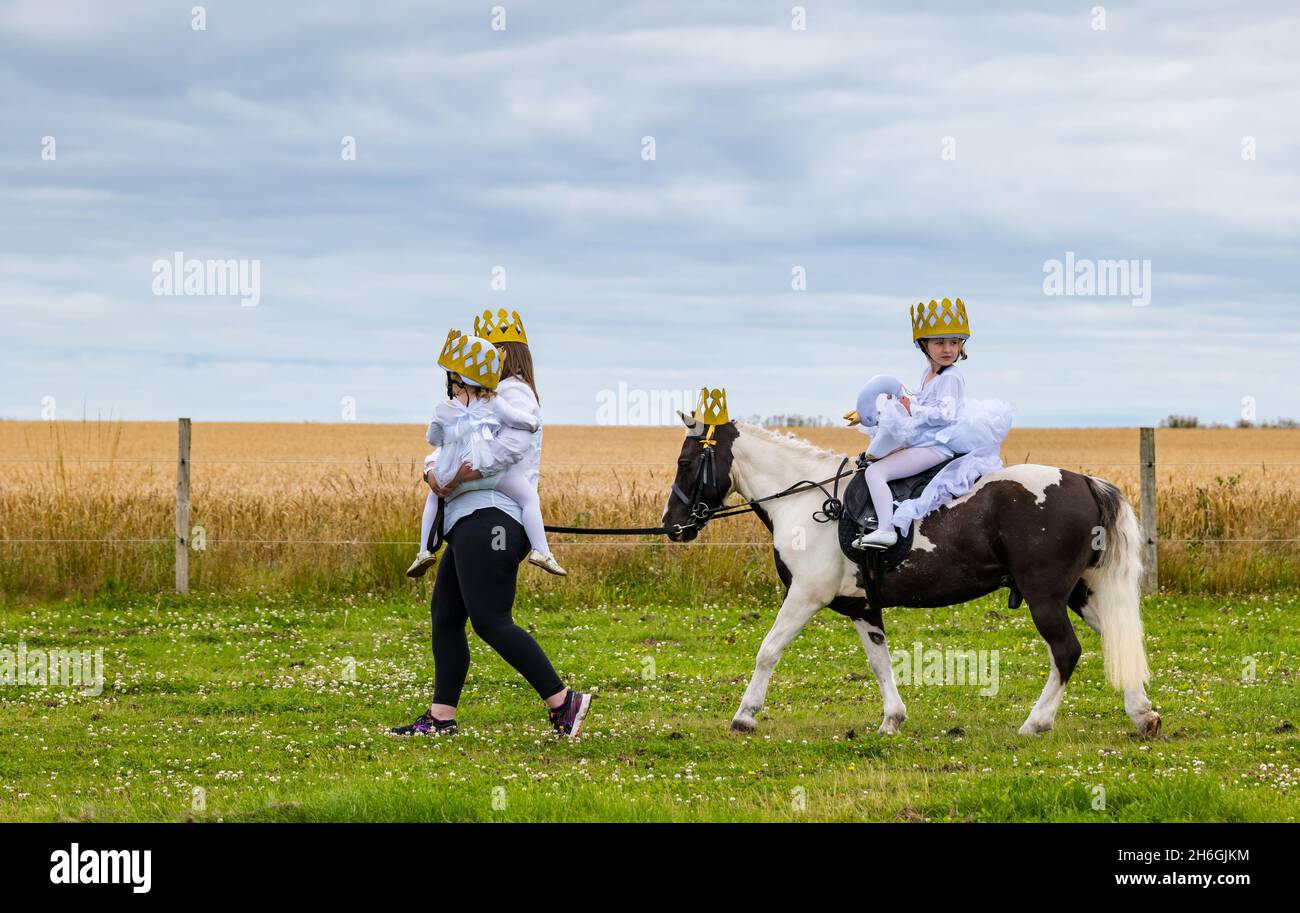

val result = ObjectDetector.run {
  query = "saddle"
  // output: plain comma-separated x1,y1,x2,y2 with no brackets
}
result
837,454,960,570
834,453,960,610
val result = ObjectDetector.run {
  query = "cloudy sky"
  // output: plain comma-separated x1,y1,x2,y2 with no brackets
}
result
2,0,1297,426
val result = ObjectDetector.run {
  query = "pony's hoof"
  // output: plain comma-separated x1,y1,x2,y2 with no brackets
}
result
729,717,756,734
1138,711,1161,739
1018,720,1053,736
878,716,905,735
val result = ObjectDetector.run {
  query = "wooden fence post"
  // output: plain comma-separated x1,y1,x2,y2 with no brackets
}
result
1138,426,1157,595
176,418,191,594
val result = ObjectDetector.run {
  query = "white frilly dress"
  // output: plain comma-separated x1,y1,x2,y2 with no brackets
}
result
422,378,543,536
862,366,1014,537
426,398,505,488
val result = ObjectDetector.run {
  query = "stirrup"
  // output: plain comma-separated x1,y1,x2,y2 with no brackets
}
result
853,528,898,550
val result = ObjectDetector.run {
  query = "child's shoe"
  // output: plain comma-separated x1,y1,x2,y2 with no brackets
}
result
852,528,898,550
528,549,567,576
406,550,438,578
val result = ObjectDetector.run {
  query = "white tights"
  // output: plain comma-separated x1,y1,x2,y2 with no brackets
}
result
419,466,551,556
493,468,551,556
420,493,439,550
864,446,949,532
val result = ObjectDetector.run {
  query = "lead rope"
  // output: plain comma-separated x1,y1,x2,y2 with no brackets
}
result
542,426,866,537
538,464,860,537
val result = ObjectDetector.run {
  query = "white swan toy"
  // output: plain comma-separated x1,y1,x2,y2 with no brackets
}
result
842,374,909,459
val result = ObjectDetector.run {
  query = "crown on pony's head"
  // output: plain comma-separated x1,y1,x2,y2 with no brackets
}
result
692,387,729,426
473,308,529,346
910,297,971,342
437,329,502,388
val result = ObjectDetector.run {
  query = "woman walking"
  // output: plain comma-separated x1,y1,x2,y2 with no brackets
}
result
391,309,593,738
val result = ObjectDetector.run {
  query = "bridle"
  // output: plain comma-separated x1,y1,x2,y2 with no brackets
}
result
530,423,867,539
668,423,862,538
670,424,723,529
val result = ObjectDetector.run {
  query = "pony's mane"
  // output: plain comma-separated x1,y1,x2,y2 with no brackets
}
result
734,422,848,469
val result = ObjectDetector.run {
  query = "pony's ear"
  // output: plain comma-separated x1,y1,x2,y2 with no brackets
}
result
678,409,705,437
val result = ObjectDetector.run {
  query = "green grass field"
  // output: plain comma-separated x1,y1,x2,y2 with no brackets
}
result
1,582,1296,822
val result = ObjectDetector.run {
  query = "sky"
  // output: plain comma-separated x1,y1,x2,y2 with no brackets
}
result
2,0,1298,427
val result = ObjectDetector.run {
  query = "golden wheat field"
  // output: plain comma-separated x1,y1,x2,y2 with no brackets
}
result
1,420,1297,598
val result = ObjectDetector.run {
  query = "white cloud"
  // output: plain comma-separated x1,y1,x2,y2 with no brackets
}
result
0,0,1296,426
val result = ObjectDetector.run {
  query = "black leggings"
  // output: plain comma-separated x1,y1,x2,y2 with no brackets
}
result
430,507,565,707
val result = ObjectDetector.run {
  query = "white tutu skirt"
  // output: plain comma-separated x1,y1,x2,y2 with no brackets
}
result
877,397,1015,537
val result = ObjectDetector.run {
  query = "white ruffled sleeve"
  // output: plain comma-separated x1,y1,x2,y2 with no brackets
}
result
473,382,539,477
911,372,964,427
491,391,540,432
426,401,453,446
872,373,963,447
874,398,924,446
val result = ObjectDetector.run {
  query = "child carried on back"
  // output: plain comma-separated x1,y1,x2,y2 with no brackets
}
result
406,330,566,578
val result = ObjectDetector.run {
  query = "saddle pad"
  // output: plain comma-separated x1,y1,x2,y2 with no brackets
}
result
837,454,960,570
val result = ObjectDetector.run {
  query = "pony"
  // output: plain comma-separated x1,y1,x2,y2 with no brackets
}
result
662,414,1160,738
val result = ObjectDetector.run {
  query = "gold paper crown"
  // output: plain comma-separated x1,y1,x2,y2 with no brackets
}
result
911,297,971,342
473,308,529,346
692,387,729,426
437,330,502,388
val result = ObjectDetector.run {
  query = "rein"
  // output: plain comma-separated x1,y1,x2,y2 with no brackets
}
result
669,454,857,536
544,424,863,538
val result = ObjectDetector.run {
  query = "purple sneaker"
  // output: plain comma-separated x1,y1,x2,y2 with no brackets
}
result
547,689,593,738
390,709,457,736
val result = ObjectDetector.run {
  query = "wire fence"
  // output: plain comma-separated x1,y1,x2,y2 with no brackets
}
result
3,438,1297,554
5,457,1300,467
0,538,777,547
4,538,1298,546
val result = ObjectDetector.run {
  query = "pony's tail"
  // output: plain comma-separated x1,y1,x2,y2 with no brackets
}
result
1081,477,1150,691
